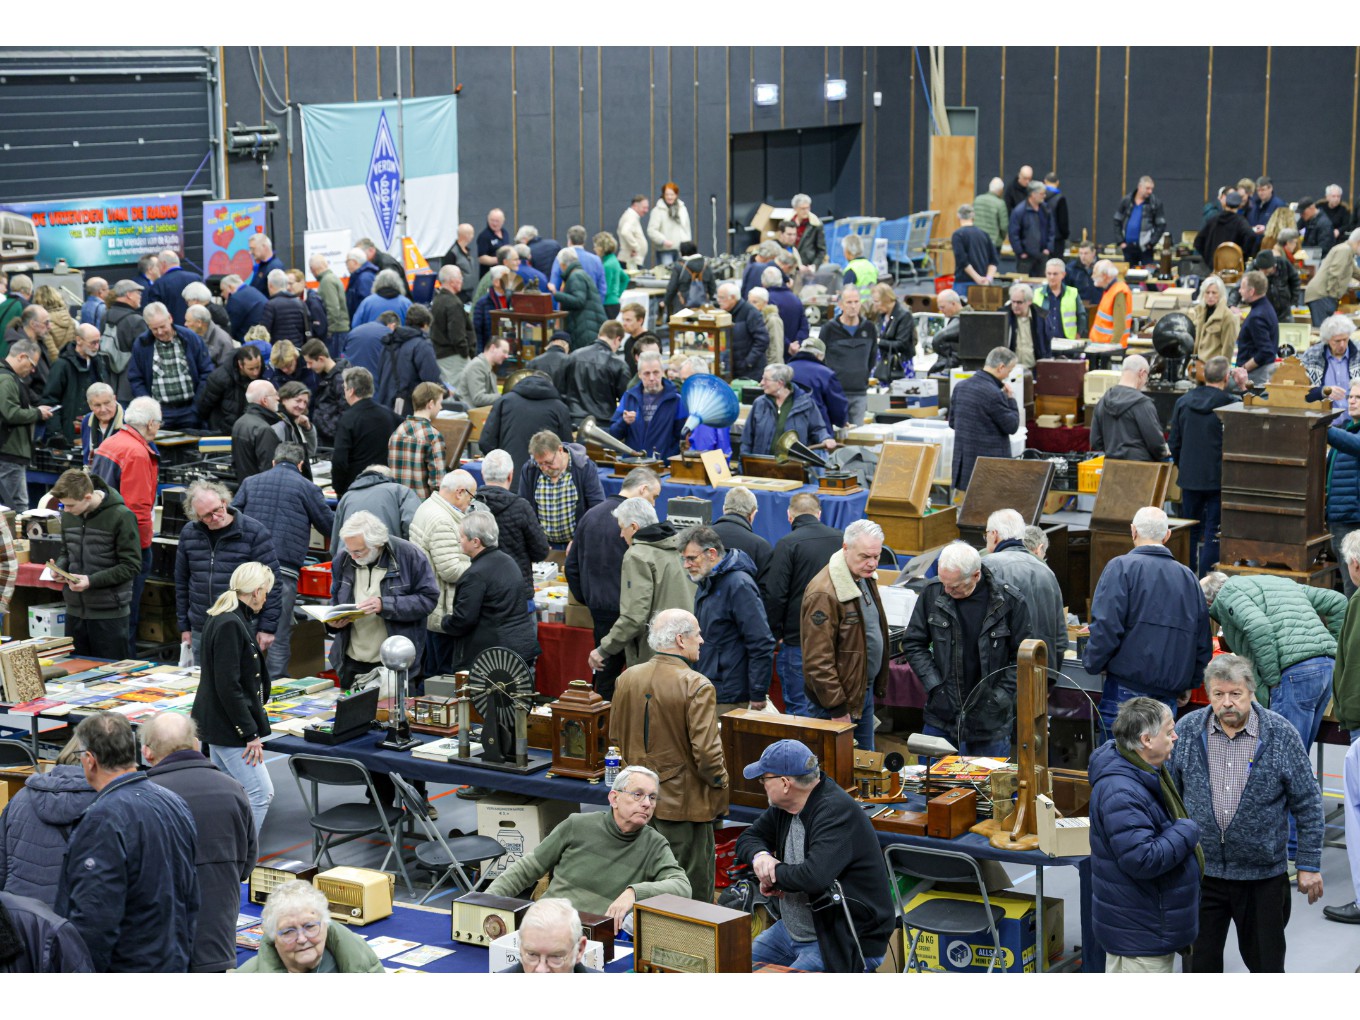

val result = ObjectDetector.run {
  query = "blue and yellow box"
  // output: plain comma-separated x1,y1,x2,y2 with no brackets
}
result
902,889,1063,973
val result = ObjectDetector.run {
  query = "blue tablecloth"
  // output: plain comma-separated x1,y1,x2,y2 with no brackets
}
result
461,459,868,546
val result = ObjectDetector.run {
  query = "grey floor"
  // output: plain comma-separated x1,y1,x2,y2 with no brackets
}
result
248,730,1360,974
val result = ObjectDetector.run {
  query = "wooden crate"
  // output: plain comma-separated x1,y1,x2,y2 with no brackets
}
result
876,506,960,556
719,710,855,809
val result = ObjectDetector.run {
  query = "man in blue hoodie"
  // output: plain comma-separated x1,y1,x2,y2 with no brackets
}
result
1170,654,1324,972
1089,697,1203,973
679,525,776,718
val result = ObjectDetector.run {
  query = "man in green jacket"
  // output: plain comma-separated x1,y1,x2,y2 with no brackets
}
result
0,338,55,512
972,177,1009,248
308,253,350,345
485,765,690,930
1329,532,1360,743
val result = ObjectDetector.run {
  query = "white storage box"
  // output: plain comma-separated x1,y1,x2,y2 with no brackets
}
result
1083,369,1121,406
892,419,955,485
477,796,575,882
29,603,67,638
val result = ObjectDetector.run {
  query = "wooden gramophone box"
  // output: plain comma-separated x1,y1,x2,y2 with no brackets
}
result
866,441,959,554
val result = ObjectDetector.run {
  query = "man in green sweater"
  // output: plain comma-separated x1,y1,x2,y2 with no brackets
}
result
485,765,690,930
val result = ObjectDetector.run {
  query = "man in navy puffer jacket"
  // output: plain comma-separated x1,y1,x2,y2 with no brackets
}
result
0,764,96,908
1089,697,1202,973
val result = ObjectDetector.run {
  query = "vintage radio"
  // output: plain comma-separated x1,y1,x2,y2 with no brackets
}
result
451,891,532,946
926,787,978,839
578,910,617,962
547,679,612,781
314,866,394,925
720,710,854,809
632,894,751,973
865,441,959,555
957,456,1056,547
666,496,713,530
248,859,319,906
1034,358,1088,399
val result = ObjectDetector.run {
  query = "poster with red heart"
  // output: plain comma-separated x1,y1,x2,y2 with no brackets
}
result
203,199,267,279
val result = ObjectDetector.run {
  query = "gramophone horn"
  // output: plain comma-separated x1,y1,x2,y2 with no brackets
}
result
578,416,643,460
502,368,535,393
774,429,828,469
679,374,740,434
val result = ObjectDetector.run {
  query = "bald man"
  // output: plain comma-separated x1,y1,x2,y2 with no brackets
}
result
1089,354,1169,462
142,712,255,972
231,379,283,480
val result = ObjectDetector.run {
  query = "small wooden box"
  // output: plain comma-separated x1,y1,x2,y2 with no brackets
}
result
578,910,617,962
926,788,978,839
632,894,751,973
720,710,855,809
668,454,709,484
875,505,960,556
1034,358,1088,399
1035,394,1079,419
869,805,928,837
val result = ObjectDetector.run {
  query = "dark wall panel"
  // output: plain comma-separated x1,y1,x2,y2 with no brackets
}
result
456,46,515,237
1127,47,1208,240
1002,46,1053,188
963,46,1004,191
1055,47,1097,244
784,47,828,132
580,47,602,239
1095,46,1128,241
873,47,911,219
551,48,582,240
514,47,552,236
750,47,782,136
1208,46,1268,214
1269,47,1354,204
696,47,729,253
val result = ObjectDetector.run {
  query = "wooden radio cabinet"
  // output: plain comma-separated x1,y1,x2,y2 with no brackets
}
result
719,710,855,809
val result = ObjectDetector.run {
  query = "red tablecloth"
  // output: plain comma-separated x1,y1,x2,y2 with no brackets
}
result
1026,422,1091,453
534,622,596,697
16,562,64,592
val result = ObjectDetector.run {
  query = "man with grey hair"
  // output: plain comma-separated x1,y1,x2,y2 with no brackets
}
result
713,485,772,574
741,240,784,298
1008,179,1053,276
1088,697,1203,972
1004,279,1052,367
142,711,255,973
788,193,826,267
1170,654,1324,971
947,346,1018,490
1022,524,1049,560
1169,353,1239,575
128,300,214,429
1034,255,1088,339
487,763,689,925
608,349,684,458
618,194,650,270
184,303,234,367
40,321,108,443
443,223,479,303
331,365,399,496
1090,352,1169,463
588,497,692,673
1300,313,1360,414
930,287,965,368
984,508,1066,666
904,539,1030,756
1113,175,1165,267
950,201,1000,299
431,263,473,386
549,224,608,300
715,279,771,381
972,176,1009,248
220,271,267,341
1305,226,1360,325
308,253,349,350
247,232,283,295
230,379,283,481
143,249,202,326
612,608,728,902
80,275,109,329
500,898,597,973
1086,506,1211,739
0,337,53,510
802,519,892,748
259,267,309,344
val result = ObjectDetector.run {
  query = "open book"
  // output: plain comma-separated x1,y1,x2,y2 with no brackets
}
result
298,604,368,624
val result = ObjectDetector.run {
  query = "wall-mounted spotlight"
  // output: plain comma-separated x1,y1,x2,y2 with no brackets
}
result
754,83,779,107
825,79,848,102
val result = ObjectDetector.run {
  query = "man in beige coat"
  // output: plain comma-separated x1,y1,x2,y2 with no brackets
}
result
588,497,693,670
408,468,477,674
612,608,728,903
1305,227,1360,326
617,195,650,270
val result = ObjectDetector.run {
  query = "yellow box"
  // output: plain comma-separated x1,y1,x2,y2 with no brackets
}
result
1077,455,1105,494
902,888,1063,972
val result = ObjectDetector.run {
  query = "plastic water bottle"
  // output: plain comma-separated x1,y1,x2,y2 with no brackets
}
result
604,746,621,787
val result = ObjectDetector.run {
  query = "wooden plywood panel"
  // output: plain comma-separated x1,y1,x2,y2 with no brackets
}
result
930,135,976,239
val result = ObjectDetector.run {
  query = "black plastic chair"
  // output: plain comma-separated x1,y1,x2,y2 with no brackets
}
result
389,773,506,904
884,843,1005,973
288,753,414,896
0,740,37,769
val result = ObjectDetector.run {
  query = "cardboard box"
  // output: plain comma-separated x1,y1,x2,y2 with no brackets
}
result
745,203,795,240
902,888,1063,972
564,591,594,631
27,603,67,639
489,930,606,972
476,796,575,882
0,767,36,812
1037,793,1092,857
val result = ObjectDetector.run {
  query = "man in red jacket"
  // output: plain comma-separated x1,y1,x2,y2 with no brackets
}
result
89,395,161,655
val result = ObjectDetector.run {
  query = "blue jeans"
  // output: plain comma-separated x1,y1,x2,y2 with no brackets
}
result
953,279,972,300
264,572,298,680
777,643,810,716
209,742,275,838
752,919,883,973
1310,296,1338,327
804,680,877,750
159,403,201,430
1270,656,1334,859
1098,678,1178,746
1179,489,1221,577
921,723,1009,759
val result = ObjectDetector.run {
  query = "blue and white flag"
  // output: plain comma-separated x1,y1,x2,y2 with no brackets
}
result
301,95,457,262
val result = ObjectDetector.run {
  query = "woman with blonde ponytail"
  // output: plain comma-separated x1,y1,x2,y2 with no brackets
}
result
190,561,276,836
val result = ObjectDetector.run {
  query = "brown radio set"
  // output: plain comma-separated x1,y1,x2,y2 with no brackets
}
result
451,892,532,946
632,894,751,973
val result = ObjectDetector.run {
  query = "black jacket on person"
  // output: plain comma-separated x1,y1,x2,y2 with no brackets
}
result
175,509,282,635
55,478,142,619
196,359,254,434
259,292,310,344
104,302,145,355
902,565,1031,747
1168,384,1240,492
564,493,626,618
431,289,474,360
712,512,773,576
663,257,716,315
819,317,879,395
527,346,570,392
875,301,917,381
1266,257,1301,320
478,484,550,602
1090,384,1168,463
1194,210,1254,262
191,603,271,746
230,403,283,481
0,891,93,973
146,750,256,973
442,547,541,669
1003,176,1029,213
1303,209,1336,252
735,773,895,971
727,298,770,380
331,396,400,496
759,514,845,644
479,373,574,478
40,343,111,442
562,339,630,425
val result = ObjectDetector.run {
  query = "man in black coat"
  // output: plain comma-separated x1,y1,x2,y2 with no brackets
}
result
715,281,770,380
259,270,311,344
758,493,843,717
527,332,571,392
735,739,895,972
1194,190,1255,264
478,371,573,478
442,511,541,669
712,486,772,575
477,449,550,602
1168,356,1240,577
142,712,255,974
331,366,399,496
561,322,629,426
230,380,284,481
196,346,265,434
948,347,1019,491
143,250,203,326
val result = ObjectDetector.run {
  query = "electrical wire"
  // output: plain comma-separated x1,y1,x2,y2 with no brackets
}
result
251,46,290,115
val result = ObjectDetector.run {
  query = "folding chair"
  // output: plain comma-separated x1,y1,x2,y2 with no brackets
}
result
289,753,415,896
884,843,1005,973
389,772,506,905
0,739,37,769
875,217,913,282
900,211,940,282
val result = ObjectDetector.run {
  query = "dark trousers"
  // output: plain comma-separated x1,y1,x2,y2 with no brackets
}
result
1121,242,1151,267
1015,254,1044,276
1188,873,1291,973
1179,488,1221,577
591,613,625,701
127,546,152,656
159,402,201,430
71,615,131,659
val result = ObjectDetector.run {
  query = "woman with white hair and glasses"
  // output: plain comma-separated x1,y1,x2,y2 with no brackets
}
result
233,879,382,973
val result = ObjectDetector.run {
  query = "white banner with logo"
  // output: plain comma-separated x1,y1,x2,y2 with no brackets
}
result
300,95,457,262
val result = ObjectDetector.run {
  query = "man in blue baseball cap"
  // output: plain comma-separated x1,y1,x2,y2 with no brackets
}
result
735,739,894,972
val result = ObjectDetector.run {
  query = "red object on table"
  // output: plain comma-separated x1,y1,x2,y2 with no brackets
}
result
1025,422,1091,454
534,622,596,698
16,562,65,592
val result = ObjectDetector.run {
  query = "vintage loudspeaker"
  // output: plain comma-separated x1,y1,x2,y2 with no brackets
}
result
632,894,751,973
958,311,1007,366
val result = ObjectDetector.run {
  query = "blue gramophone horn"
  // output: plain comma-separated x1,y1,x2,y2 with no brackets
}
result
680,374,739,434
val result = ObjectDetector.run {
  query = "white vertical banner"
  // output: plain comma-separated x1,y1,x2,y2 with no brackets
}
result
300,95,458,262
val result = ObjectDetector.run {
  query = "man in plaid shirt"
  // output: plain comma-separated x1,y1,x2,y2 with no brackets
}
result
387,381,448,499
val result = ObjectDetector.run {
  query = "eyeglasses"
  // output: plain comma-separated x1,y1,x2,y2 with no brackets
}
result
618,788,659,804
275,920,323,944
521,950,570,968
758,774,788,786
199,504,229,521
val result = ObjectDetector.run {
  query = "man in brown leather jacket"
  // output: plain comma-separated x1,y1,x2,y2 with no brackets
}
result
800,519,891,751
611,608,728,903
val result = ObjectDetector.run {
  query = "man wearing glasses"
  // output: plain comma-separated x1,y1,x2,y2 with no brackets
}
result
735,739,894,972
499,898,600,973
485,765,690,932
